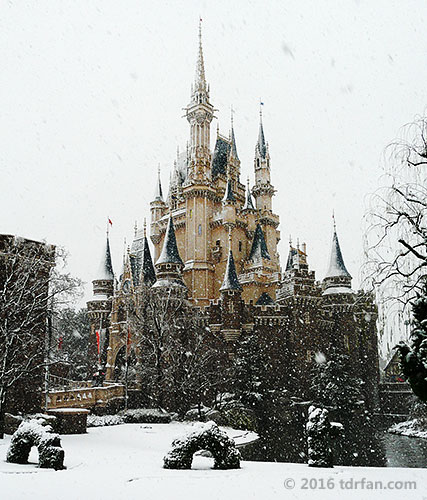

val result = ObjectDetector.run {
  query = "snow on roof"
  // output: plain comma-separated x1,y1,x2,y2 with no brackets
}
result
156,216,183,266
325,229,351,279
96,236,114,280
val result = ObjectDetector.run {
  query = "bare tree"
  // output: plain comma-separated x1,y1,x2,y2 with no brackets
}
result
364,116,427,354
130,287,229,416
0,236,82,437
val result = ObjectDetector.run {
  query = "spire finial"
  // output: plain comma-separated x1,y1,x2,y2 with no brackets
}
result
143,217,147,238
231,104,234,128
289,234,292,247
194,17,206,92
332,209,336,231
134,220,138,237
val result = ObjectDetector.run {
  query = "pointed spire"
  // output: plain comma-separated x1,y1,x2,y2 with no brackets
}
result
154,164,163,202
141,219,156,286
256,106,267,159
243,177,255,210
325,224,351,279
230,106,239,161
222,171,236,203
156,214,183,266
220,230,242,291
249,224,271,261
96,234,114,280
193,19,208,96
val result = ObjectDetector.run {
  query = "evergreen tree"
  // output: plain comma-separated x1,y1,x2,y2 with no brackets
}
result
396,284,427,403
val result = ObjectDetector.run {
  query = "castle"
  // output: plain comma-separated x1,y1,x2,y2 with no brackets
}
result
87,24,379,408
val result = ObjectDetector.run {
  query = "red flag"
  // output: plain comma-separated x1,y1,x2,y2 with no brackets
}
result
96,330,100,354
108,218,113,226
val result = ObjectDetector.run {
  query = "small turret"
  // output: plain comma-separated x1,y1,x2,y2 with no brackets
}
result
92,233,114,297
153,214,186,290
323,219,352,295
253,107,275,213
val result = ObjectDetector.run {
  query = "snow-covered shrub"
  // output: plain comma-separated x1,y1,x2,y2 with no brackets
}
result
87,414,124,428
121,408,171,424
306,406,341,468
163,421,241,470
6,419,64,470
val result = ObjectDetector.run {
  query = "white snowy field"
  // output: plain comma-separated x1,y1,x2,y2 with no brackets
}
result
0,422,426,500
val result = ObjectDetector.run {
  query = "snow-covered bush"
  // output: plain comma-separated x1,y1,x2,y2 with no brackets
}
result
87,414,124,428
163,421,241,470
121,408,172,424
306,406,342,468
6,419,64,470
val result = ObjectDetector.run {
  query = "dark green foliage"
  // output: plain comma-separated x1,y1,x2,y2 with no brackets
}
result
310,349,385,466
310,350,364,413
395,286,427,403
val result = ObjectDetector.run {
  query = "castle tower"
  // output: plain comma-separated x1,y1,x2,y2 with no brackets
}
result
252,110,274,212
182,22,216,305
250,110,281,290
87,232,114,370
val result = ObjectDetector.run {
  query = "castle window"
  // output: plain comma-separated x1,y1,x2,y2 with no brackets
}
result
198,224,202,236
189,209,193,218
239,241,242,252
257,159,260,168
216,239,220,247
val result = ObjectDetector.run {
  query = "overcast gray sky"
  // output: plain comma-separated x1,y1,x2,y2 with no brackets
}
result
1,0,427,308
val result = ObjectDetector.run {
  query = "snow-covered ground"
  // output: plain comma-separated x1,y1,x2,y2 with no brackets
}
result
0,422,425,500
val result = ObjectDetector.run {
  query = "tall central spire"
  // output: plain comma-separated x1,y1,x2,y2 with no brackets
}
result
194,20,207,95
186,21,214,180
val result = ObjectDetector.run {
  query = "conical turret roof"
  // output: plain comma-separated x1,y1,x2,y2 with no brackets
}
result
249,224,271,261
96,235,114,280
220,248,242,291
325,228,351,279
256,114,267,159
222,178,236,203
141,235,156,286
154,166,164,202
230,124,239,161
156,215,183,266
256,292,275,305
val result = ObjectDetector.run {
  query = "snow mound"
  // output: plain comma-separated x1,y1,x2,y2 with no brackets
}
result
163,420,241,470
